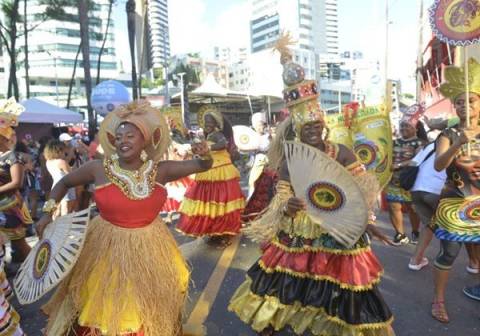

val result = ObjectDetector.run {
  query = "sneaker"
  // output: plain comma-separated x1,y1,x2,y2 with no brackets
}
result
463,285,480,301
411,231,419,245
466,265,480,274
408,257,429,271
392,233,409,246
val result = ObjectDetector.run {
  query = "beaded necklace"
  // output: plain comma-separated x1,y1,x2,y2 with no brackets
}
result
104,157,157,200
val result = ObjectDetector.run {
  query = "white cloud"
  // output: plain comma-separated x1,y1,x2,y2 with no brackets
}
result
169,0,210,55
170,0,250,55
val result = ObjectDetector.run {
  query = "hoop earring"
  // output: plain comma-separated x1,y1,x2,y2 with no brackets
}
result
140,150,148,162
322,126,330,141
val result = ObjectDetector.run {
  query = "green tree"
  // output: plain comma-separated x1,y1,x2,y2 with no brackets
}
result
96,0,115,85
126,0,138,99
0,0,68,99
78,0,95,140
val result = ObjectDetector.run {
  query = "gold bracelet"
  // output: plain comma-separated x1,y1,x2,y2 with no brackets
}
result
194,153,212,161
42,199,58,216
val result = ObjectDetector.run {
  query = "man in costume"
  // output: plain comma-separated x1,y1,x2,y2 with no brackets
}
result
229,33,394,336
430,58,480,323
35,100,213,335
177,106,245,248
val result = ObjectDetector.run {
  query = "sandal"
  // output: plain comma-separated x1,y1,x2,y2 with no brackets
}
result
431,301,449,323
214,237,232,250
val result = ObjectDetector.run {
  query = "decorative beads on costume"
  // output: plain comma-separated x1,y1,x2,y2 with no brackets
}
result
104,157,157,200
42,199,59,216
283,81,318,107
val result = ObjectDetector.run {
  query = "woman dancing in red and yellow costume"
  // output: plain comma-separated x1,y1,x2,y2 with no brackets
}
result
229,34,394,336
36,100,213,336
177,106,245,247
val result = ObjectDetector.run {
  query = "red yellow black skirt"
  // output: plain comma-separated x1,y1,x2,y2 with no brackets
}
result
177,150,245,237
229,230,394,336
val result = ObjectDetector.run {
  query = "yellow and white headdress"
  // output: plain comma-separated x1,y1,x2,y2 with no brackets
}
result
99,100,170,162
274,32,323,136
197,105,223,130
440,57,480,101
0,97,24,140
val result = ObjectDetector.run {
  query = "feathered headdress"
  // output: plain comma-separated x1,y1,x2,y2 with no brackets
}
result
275,32,323,136
440,58,480,101
0,97,24,140
197,105,223,131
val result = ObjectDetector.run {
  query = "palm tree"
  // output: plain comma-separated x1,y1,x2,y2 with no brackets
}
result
126,0,138,100
0,0,21,99
67,42,82,109
78,0,95,140
96,0,115,85
0,0,68,99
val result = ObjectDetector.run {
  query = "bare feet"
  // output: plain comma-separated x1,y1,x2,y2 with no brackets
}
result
431,301,449,323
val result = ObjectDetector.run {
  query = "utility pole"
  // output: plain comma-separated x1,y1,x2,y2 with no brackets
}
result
385,0,390,100
178,72,186,125
126,0,139,100
161,24,170,106
416,0,424,101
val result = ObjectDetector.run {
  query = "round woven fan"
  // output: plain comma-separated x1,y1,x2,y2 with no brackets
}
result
14,207,91,305
284,141,368,247
233,125,260,151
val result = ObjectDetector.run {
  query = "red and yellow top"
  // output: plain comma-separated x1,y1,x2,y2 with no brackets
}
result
95,183,167,228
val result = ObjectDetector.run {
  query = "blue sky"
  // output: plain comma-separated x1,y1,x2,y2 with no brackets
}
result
114,0,430,93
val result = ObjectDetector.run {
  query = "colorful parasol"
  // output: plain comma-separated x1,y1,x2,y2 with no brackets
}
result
429,0,480,46
429,0,480,134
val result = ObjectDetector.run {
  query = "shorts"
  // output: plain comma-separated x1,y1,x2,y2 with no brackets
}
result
385,184,412,203
411,191,440,227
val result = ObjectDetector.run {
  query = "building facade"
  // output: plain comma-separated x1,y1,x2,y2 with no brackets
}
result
247,0,339,97
146,0,170,70
17,0,118,110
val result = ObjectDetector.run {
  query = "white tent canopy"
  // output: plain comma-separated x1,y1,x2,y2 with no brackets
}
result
19,98,83,124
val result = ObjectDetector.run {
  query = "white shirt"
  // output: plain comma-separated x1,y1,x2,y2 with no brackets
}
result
411,142,447,195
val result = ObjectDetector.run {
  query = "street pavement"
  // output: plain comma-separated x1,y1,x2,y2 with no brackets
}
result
10,197,480,335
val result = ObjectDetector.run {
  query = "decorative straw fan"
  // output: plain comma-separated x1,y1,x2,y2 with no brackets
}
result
14,207,91,305
233,125,261,151
284,141,368,247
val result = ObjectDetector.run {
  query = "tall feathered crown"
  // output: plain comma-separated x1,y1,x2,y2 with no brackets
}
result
440,58,480,100
275,31,323,136
197,105,223,130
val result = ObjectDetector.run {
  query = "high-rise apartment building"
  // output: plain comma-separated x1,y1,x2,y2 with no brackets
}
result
146,0,170,70
18,0,118,108
250,0,339,56
249,0,339,85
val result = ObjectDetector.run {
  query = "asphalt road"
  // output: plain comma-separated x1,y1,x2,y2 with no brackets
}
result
10,210,479,336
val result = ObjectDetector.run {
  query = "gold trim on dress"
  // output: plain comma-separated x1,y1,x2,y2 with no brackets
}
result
228,278,394,335
257,260,382,292
270,236,371,256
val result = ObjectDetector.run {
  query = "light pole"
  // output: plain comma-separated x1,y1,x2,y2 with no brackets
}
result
178,72,186,125
160,24,169,106
45,49,59,106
